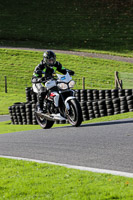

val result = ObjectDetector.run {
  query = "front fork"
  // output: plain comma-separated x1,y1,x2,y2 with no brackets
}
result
59,90,76,117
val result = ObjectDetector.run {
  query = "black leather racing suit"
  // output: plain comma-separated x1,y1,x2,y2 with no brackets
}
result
32,60,74,109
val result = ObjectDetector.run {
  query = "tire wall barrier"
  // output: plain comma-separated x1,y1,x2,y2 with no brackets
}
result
8,88,133,125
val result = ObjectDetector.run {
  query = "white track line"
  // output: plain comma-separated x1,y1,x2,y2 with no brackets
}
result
0,155,133,178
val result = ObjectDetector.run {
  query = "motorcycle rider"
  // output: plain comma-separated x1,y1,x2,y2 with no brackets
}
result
32,50,74,113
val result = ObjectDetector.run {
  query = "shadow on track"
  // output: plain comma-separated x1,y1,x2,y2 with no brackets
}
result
53,119,133,129
81,119,133,127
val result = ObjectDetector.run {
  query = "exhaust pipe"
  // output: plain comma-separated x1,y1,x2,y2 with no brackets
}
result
35,112,66,121
35,112,54,121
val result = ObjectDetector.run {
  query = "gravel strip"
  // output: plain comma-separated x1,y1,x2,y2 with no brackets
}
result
0,46,133,64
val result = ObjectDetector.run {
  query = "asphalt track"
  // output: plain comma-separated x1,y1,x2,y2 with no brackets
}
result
0,115,11,122
0,116,133,176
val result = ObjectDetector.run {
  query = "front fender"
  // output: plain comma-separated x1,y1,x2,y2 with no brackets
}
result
64,96,76,110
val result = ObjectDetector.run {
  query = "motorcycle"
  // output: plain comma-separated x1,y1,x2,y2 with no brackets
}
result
33,72,83,129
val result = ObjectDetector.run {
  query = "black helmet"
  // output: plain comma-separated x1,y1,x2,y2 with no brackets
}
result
43,50,56,66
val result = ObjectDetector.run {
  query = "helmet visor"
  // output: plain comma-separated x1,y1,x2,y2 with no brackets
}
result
47,57,55,66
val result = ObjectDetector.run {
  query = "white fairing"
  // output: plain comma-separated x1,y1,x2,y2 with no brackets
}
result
45,80,56,89
32,83,42,93
32,73,74,109
57,72,72,83
44,73,73,107
44,72,72,89
53,92,59,107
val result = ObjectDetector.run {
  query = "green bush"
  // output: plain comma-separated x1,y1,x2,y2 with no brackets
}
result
0,0,133,54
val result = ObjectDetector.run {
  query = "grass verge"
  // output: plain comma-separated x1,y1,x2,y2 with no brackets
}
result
0,48,133,115
0,157,133,200
1,112,133,134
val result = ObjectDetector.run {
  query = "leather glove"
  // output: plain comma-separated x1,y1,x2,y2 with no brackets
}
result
68,70,74,76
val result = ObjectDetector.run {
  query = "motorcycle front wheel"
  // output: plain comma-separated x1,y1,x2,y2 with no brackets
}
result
66,98,83,127
35,107,54,129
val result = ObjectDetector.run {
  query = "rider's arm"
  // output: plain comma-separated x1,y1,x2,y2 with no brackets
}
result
56,62,75,75
33,62,45,78
32,62,46,83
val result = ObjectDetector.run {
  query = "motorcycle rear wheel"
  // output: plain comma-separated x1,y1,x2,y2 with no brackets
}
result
35,107,54,129
67,99,82,127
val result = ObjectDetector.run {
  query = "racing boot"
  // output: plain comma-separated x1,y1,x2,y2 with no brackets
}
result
36,99,44,114
37,90,47,113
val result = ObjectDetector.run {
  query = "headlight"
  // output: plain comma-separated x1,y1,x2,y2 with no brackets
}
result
57,83,68,90
68,80,75,88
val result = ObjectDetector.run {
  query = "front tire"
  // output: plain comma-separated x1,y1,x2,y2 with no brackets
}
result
66,99,82,127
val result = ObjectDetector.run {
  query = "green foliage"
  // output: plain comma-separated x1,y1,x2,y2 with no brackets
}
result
0,0,133,55
0,157,133,199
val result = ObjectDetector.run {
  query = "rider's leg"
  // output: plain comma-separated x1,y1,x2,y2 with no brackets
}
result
32,83,47,113
37,87,47,113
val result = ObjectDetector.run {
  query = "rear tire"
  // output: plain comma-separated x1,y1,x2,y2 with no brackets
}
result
35,106,54,129
67,99,82,127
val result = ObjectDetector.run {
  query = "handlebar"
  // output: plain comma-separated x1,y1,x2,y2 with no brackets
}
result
32,71,74,84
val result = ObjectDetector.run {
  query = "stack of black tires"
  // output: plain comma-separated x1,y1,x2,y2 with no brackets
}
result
78,89,133,121
8,88,133,125
8,87,38,125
